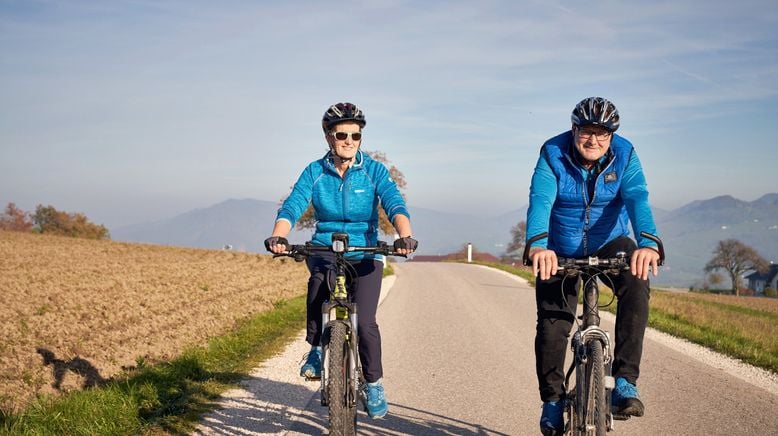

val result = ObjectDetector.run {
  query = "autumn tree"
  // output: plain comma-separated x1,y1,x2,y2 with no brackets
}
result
505,220,527,255
285,150,407,236
704,239,768,296
0,202,33,232
32,205,110,240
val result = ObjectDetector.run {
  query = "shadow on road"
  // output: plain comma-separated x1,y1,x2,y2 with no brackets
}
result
357,402,511,435
197,374,508,435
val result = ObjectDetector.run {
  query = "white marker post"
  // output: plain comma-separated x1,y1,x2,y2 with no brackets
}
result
467,242,472,263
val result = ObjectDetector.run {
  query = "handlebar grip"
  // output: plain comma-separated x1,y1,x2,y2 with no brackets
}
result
523,233,548,266
639,231,665,266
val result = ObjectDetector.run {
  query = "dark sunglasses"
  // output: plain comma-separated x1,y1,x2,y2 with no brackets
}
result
329,131,362,141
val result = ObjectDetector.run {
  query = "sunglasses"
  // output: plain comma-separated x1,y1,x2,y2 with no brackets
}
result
329,131,362,141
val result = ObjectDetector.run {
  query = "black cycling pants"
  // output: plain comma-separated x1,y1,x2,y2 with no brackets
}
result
534,236,650,402
306,254,384,383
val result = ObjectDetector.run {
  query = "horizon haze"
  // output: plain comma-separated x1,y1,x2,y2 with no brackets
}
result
2,1,777,228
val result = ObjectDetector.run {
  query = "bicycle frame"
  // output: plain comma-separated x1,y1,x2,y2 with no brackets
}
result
566,269,616,435
524,231,665,435
274,233,403,435
319,252,361,410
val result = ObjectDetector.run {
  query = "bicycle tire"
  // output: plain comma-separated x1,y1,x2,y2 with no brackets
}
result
584,340,607,436
325,321,357,436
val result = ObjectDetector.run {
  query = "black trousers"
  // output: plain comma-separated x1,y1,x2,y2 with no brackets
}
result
306,254,384,383
534,236,650,402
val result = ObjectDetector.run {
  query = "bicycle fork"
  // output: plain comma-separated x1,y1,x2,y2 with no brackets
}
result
569,327,615,432
320,275,361,407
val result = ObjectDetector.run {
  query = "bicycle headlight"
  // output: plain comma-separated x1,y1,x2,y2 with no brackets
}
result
331,232,349,253
332,240,346,253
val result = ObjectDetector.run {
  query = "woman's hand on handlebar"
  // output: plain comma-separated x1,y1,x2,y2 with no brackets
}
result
264,236,289,254
631,247,660,280
393,236,418,256
529,247,558,281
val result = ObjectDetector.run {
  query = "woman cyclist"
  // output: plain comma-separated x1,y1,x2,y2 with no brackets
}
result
265,102,417,419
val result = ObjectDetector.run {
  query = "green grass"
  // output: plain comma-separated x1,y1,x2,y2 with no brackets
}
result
0,295,307,435
469,261,536,283
383,261,394,277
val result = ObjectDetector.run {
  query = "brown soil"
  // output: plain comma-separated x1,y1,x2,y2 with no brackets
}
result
0,230,309,412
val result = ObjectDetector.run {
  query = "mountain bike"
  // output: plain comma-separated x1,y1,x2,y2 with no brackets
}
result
524,232,665,436
273,232,404,436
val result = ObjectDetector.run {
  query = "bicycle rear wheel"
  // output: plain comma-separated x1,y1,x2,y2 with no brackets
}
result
584,340,607,436
325,321,357,436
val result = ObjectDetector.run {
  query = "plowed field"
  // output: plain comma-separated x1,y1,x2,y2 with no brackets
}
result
0,230,308,412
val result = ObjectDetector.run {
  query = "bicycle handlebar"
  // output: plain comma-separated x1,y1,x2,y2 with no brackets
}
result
522,231,666,267
273,241,407,261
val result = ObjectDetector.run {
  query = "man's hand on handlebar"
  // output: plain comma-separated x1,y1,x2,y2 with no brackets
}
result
264,236,288,254
393,236,418,256
631,247,660,281
529,246,558,281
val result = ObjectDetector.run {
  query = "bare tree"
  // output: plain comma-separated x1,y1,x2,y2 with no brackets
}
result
505,220,527,255
704,239,769,296
0,202,33,232
282,150,407,236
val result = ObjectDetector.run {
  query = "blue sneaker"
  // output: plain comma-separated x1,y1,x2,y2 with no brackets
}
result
612,377,644,417
362,380,388,418
539,400,564,435
300,347,321,379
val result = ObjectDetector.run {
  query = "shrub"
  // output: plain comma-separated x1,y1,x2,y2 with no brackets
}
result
765,288,778,298
32,205,110,240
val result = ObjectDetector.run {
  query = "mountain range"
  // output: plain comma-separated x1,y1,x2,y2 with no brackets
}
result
112,194,778,287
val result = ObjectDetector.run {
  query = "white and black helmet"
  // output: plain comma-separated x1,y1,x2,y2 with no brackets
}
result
571,97,620,132
322,102,366,132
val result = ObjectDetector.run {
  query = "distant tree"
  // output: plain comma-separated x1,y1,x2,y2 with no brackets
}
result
704,239,768,296
32,205,110,240
0,202,33,232
707,272,724,289
505,220,527,255
283,150,407,237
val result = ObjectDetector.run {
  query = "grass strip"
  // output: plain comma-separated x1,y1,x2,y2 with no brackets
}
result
468,261,536,283
646,308,778,372
661,296,778,322
0,295,307,435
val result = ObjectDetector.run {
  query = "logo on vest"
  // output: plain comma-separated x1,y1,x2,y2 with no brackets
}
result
604,172,618,183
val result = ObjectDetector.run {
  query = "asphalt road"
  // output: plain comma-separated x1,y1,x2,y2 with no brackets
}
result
197,262,778,435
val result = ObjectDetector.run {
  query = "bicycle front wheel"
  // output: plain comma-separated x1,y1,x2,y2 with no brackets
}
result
325,321,357,436
584,340,607,436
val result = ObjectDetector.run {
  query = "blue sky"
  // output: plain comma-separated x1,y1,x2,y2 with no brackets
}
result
2,0,777,228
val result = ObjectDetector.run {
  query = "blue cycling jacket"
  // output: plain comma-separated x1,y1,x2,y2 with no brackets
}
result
276,150,410,259
526,130,658,257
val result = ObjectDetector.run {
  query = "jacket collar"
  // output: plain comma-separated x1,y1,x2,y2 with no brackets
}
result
323,149,365,173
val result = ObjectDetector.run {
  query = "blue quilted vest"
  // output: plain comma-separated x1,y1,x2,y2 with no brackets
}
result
542,131,634,257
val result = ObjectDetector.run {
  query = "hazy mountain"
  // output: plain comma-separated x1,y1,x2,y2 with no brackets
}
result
113,199,311,252
112,194,778,287
655,194,778,287
113,199,524,255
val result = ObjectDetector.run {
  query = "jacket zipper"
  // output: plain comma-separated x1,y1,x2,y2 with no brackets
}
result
583,155,616,256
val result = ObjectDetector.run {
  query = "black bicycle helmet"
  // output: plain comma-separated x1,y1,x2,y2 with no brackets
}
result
322,102,366,132
571,97,620,132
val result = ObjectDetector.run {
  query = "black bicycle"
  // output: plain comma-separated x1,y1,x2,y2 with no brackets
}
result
274,232,404,436
524,232,665,436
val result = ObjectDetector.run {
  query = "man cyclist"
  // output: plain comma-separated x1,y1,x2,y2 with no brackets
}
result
525,97,661,435
265,102,417,419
